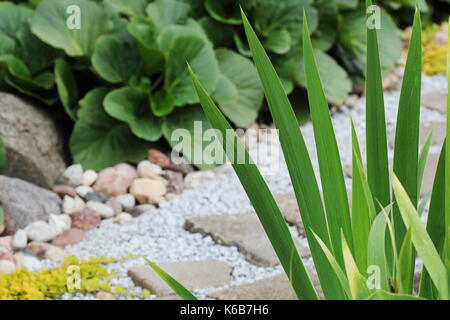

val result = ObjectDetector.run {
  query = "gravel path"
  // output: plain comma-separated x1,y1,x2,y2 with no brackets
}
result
48,73,447,300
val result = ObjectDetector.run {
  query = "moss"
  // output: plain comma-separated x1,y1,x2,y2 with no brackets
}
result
0,254,148,300
422,24,447,75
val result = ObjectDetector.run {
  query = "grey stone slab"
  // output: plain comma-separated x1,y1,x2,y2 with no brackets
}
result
128,259,232,296
184,212,310,267
421,91,446,113
389,120,446,148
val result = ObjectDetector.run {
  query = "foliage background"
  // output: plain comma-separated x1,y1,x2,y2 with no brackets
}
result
0,0,448,170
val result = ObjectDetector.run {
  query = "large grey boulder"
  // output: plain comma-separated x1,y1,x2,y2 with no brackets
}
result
0,92,66,188
0,176,62,234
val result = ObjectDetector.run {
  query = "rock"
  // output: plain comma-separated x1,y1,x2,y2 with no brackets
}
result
25,221,59,242
389,120,446,148
75,186,93,198
116,194,136,211
274,194,304,235
0,236,12,251
84,192,108,203
48,214,71,234
0,260,15,274
96,291,116,300
128,260,232,296
147,149,170,168
63,196,83,214
421,151,440,197
165,193,177,201
137,160,163,179
130,204,155,217
58,164,83,187
106,197,122,215
163,170,184,195
82,170,98,186
51,228,85,248
421,91,447,113
168,153,194,174
45,246,64,261
0,92,66,188
113,212,133,224
27,241,52,257
0,247,14,262
12,229,27,250
14,252,42,272
0,224,4,235
0,176,62,234
93,163,138,197
71,209,101,231
184,171,216,189
130,178,167,204
86,201,115,218
52,185,77,198
209,269,323,300
184,213,309,267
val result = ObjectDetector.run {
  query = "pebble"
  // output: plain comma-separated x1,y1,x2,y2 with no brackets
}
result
86,201,115,218
137,160,163,179
51,228,85,248
25,221,59,242
63,196,86,214
27,241,53,257
48,214,71,234
84,192,108,203
130,178,167,204
45,246,65,261
0,260,16,274
116,194,136,211
75,186,93,198
96,291,116,300
130,204,156,217
0,247,14,262
147,149,170,168
71,209,101,231
113,213,133,224
82,170,98,186
184,171,216,189
164,170,184,194
93,163,138,196
0,224,4,235
0,236,12,251
14,252,42,272
58,164,83,187
52,185,77,198
106,197,123,215
12,229,27,250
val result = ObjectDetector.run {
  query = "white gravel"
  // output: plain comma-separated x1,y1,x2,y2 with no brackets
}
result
47,73,447,300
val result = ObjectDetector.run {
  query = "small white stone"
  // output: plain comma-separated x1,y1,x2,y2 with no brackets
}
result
184,170,216,189
87,201,115,218
113,212,133,224
116,194,136,211
14,252,42,272
44,246,65,261
137,160,163,178
75,185,93,197
48,214,71,234
0,260,16,274
12,229,27,250
63,196,85,214
25,221,59,242
82,170,98,186
59,164,83,187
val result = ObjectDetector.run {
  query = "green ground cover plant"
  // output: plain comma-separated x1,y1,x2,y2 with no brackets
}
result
0,0,444,170
148,2,450,300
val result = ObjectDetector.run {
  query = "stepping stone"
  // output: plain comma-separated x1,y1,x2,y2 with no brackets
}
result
388,120,446,148
208,269,323,300
420,151,440,197
184,212,311,267
421,91,446,113
128,260,232,296
273,194,304,233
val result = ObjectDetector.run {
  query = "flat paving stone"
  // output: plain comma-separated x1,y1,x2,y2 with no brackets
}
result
421,91,446,113
184,211,311,267
389,120,446,148
208,269,323,300
128,260,232,296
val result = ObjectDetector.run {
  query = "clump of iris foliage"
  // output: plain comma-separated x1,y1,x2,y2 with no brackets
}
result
147,2,450,300
0,0,440,170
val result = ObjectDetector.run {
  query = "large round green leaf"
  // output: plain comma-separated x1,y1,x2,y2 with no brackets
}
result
91,34,142,84
30,0,112,57
54,58,78,120
162,105,220,170
338,5,402,75
295,50,351,105
104,87,162,141
312,0,338,51
105,0,151,16
213,49,264,127
204,0,241,25
70,87,150,170
146,0,190,29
